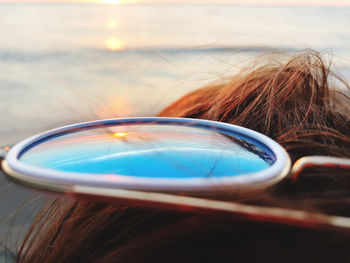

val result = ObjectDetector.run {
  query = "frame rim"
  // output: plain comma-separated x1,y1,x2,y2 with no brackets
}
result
4,117,291,194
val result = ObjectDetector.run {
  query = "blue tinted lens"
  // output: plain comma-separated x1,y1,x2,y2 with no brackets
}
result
19,124,274,179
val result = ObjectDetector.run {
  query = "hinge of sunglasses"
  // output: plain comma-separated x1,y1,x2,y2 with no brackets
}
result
290,156,350,182
0,147,10,160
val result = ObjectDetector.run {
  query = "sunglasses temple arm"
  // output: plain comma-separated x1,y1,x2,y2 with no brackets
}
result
72,186,350,232
290,156,350,181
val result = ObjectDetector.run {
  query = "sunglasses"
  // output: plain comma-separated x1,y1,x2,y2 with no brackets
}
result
1,117,350,230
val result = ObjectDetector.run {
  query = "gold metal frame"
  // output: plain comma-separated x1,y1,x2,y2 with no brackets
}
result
3,157,350,232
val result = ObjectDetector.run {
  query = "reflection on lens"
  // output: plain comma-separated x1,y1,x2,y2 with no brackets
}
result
19,124,274,179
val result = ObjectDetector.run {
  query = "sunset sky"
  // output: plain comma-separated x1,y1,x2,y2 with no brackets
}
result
2,0,350,6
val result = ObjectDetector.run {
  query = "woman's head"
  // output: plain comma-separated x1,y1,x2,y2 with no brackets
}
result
160,50,350,161
16,50,350,262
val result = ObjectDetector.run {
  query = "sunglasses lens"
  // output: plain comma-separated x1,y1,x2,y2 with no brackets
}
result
18,123,275,179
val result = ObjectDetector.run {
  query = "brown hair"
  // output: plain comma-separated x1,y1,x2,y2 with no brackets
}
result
16,50,350,262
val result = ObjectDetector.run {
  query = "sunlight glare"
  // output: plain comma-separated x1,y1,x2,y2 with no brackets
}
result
105,37,125,51
103,0,121,4
96,95,133,118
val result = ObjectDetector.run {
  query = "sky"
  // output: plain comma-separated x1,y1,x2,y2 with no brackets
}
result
2,0,350,6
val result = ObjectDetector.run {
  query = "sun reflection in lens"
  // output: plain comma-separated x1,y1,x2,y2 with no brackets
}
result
106,37,125,51
113,132,128,138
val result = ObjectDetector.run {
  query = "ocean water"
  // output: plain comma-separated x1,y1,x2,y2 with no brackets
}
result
0,3,350,256
0,3,350,146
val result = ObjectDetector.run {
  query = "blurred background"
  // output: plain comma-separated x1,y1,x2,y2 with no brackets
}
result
0,0,349,260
